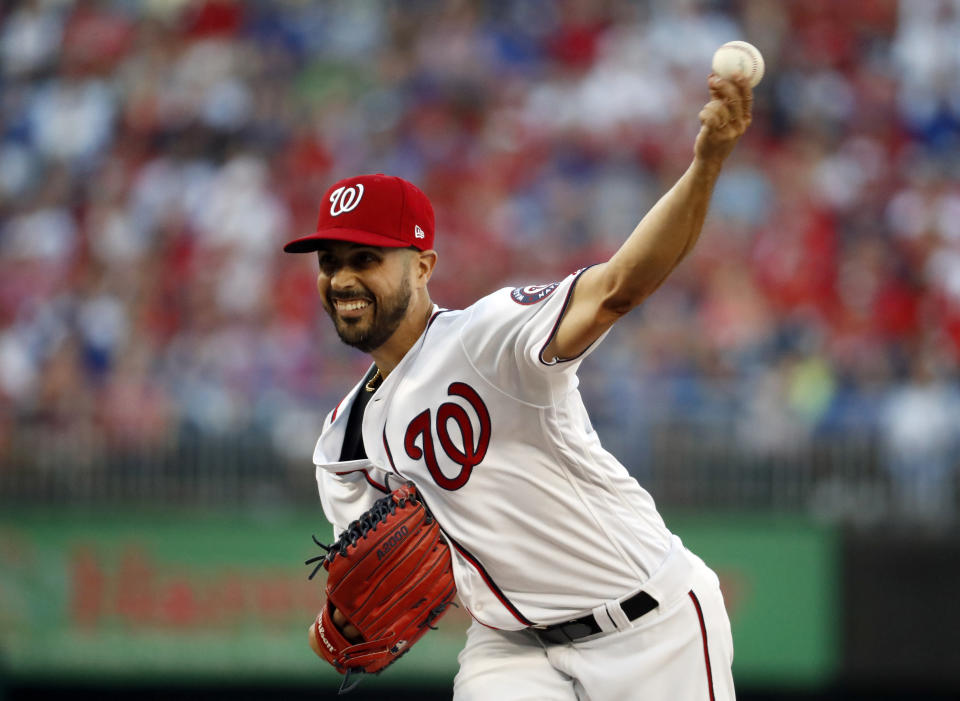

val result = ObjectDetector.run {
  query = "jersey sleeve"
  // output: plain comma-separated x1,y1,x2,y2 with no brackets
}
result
457,267,608,405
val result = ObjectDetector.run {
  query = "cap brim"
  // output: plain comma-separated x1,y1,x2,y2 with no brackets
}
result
283,228,414,253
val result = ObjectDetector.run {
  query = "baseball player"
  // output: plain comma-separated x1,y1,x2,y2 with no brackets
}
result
287,75,752,700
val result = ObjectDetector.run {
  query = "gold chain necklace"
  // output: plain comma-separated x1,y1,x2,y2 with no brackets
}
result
365,368,382,392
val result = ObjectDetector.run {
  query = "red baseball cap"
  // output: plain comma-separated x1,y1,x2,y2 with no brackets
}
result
283,174,435,253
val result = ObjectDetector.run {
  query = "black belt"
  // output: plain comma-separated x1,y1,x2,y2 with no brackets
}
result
531,590,658,644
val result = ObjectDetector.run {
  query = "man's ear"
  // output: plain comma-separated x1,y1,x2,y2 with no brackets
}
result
414,249,438,287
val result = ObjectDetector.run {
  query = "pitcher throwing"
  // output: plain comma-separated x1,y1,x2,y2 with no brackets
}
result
287,73,753,700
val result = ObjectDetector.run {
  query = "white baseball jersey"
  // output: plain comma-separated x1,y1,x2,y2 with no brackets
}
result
312,268,674,630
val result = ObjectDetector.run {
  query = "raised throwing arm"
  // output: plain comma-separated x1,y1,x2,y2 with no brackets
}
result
543,75,753,363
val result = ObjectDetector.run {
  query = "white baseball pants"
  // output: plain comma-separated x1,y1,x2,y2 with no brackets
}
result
453,543,735,700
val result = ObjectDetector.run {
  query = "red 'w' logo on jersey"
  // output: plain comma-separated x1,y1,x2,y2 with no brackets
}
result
404,382,491,490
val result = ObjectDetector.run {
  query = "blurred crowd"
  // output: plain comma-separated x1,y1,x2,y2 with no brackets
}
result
1,0,959,516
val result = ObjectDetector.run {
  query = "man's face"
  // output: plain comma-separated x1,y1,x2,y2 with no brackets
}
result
315,242,414,352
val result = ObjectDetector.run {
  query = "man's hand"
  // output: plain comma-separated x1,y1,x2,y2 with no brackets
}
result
695,75,753,165
307,606,361,659
332,607,361,641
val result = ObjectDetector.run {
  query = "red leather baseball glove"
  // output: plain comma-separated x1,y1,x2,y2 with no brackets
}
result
306,483,457,694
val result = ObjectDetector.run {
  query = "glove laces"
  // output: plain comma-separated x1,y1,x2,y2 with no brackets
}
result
305,488,425,579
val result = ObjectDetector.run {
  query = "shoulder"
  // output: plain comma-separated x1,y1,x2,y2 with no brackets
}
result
459,270,590,332
446,272,582,364
465,275,572,318
423,271,595,403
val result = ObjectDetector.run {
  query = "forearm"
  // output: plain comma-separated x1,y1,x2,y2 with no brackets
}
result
601,156,723,312
544,75,751,361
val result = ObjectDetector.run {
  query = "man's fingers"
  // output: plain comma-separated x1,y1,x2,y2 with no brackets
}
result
724,75,753,126
738,76,754,126
708,74,749,127
699,100,731,130
332,607,362,642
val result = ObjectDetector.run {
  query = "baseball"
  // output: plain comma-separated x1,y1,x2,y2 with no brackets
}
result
711,40,764,87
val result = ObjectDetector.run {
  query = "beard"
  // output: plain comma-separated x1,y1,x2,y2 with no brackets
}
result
327,276,412,352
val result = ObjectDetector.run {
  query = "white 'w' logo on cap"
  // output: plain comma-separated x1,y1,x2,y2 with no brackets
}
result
329,185,364,216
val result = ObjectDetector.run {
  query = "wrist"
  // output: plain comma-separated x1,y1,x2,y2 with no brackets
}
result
690,155,725,181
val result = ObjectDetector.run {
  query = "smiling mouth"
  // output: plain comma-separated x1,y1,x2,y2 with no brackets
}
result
335,299,370,312
331,297,374,320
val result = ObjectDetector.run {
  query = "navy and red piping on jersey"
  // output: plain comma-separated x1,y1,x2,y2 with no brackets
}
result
332,467,389,493
382,428,408,480
427,307,452,330
461,603,505,630
689,590,716,701
537,264,601,367
441,529,535,627
363,469,388,493
330,398,344,423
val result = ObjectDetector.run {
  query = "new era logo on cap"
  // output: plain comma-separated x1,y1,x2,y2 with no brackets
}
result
283,174,435,253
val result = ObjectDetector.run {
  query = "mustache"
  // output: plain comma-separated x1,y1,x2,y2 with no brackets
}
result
328,289,374,303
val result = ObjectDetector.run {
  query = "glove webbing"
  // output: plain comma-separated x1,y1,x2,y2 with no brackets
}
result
305,488,427,579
